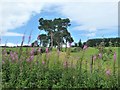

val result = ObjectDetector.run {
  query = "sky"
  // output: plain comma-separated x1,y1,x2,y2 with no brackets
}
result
0,0,119,46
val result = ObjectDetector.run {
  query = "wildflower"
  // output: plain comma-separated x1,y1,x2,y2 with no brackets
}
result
113,52,116,62
2,60,5,64
30,55,34,61
27,55,34,62
83,45,88,50
30,48,35,55
28,30,32,44
46,48,49,53
14,52,18,60
106,69,111,76
38,48,41,53
22,35,25,42
63,61,68,68
98,53,102,59
10,51,14,58
42,60,45,65
10,51,18,61
3,49,6,54
28,35,31,44
93,55,97,61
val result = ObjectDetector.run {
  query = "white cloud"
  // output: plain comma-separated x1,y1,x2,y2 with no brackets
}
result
72,26,97,32
0,0,45,36
80,32,96,37
0,42,28,47
0,43,17,47
60,2,118,29
1,0,119,3
1,32,24,36
0,0,119,37
85,32,96,37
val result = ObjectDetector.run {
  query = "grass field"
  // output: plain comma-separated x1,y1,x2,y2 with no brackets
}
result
2,46,119,88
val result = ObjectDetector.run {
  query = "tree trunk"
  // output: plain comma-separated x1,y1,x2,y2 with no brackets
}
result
57,41,61,51
65,41,67,51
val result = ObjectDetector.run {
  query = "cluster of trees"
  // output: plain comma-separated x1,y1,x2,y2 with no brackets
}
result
31,18,120,49
74,39,83,48
86,37,120,47
36,18,74,51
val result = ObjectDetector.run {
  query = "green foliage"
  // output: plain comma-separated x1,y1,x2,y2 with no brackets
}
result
2,46,119,89
38,18,74,50
87,37,120,47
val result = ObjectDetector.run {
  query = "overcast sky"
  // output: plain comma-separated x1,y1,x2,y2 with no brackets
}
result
0,0,119,46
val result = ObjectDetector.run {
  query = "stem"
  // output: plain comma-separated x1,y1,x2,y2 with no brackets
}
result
113,61,115,76
90,56,93,73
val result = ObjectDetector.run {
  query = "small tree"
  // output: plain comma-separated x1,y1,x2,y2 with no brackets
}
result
74,42,77,47
31,40,39,47
78,39,82,48
37,34,49,47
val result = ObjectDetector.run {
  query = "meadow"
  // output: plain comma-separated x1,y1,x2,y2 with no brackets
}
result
2,45,119,88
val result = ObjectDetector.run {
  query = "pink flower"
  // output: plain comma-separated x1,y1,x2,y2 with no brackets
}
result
28,36,31,44
13,52,18,60
3,49,6,54
38,48,41,53
42,60,45,65
63,61,68,67
30,48,35,55
2,60,5,64
30,55,34,60
10,51,18,61
98,53,102,59
106,69,111,76
27,55,34,62
46,48,49,53
83,45,88,50
10,51,14,57
93,55,97,61
113,52,116,62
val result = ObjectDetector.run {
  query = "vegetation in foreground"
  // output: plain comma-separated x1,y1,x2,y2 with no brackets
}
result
2,45,118,88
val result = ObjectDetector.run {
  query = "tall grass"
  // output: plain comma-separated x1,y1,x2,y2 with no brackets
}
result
1,37,119,89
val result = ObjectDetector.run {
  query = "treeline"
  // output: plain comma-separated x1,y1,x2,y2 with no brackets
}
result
86,37,120,47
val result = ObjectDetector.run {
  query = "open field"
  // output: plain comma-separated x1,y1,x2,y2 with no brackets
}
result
2,47,119,88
